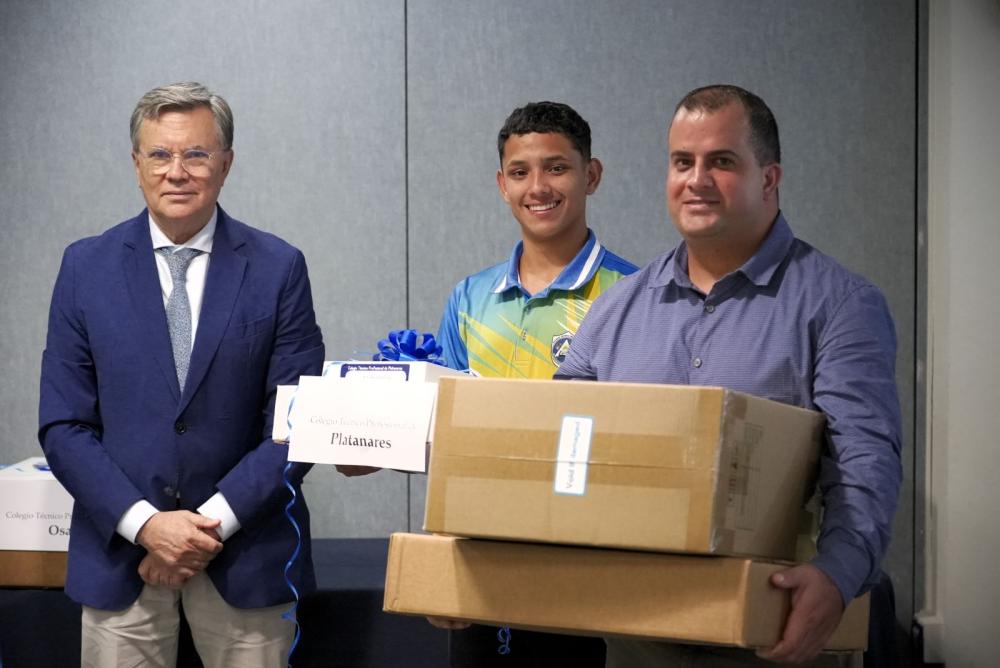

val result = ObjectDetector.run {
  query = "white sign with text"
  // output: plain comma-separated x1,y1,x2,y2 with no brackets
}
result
286,375,437,472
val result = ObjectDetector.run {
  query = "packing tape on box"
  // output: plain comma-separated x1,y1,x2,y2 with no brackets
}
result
443,378,719,437
438,476,698,551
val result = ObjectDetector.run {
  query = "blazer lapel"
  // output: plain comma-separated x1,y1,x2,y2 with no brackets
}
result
122,212,181,402
180,207,247,414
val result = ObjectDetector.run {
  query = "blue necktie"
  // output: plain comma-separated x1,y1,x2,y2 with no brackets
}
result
157,247,201,391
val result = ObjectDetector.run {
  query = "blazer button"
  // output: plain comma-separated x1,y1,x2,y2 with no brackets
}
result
174,421,187,435
163,486,175,497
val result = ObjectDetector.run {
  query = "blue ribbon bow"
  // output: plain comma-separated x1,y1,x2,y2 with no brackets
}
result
374,329,446,366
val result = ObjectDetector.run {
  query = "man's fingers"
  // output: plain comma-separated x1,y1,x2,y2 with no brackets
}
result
770,569,801,590
757,607,807,661
190,513,222,530
200,527,222,542
138,553,197,589
187,530,223,556
138,557,153,584
760,615,807,657
758,564,844,663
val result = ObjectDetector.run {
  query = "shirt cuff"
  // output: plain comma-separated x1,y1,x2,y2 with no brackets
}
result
116,500,158,544
197,492,241,541
810,538,872,606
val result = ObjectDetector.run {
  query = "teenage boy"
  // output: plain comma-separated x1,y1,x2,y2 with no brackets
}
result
437,101,636,380
433,102,637,666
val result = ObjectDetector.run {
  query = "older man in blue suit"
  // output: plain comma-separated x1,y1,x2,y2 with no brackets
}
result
38,82,324,666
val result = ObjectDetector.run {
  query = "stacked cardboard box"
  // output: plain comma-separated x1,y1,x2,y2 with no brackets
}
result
383,377,870,651
384,533,868,650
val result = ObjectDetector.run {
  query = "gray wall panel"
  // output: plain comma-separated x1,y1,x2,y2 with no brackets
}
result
407,0,916,634
0,0,409,537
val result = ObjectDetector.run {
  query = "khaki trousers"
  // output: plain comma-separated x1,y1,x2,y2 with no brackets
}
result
81,570,294,668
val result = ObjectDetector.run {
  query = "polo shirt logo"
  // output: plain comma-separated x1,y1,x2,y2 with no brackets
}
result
551,331,574,365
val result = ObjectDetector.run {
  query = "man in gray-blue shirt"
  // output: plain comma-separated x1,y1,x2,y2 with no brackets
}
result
557,85,901,666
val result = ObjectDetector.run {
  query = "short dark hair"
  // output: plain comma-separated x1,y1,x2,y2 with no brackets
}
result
497,101,592,163
674,85,780,165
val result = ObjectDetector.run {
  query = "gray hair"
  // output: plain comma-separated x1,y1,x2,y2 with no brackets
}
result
130,82,234,152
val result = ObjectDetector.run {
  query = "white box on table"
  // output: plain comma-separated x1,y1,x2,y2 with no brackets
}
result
0,457,74,551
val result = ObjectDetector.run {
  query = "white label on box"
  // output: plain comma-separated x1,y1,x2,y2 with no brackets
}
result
322,360,468,384
337,363,410,381
286,375,437,472
554,415,593,496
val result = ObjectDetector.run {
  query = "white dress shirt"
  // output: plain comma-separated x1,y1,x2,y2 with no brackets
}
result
115,211,241,544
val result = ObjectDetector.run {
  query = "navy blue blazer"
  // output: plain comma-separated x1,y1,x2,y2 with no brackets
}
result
39,206,324,610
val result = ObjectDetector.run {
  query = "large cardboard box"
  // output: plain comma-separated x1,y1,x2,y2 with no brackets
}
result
383,533,869,651
425,377,825,560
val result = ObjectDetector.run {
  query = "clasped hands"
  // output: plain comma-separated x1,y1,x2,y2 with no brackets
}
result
136,510,223,590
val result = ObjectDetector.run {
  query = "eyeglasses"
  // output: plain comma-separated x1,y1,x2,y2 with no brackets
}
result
138,147,229,176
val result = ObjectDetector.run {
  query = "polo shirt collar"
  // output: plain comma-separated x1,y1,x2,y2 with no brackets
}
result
492,229,605,297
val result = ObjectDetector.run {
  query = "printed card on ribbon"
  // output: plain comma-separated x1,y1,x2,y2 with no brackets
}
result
286,375,437,472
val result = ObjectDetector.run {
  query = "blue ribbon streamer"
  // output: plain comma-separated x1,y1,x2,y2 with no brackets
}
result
282,462,302,666
374,329,446,366
497,626,512,655
282,392,302,667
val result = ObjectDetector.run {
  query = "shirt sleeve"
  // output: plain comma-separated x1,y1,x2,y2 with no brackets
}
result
436,284,469,372
809,284,902,605
197,492,242,541
116,500,159,544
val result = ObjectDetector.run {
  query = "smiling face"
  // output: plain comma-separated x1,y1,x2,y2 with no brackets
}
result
496,132,602,247
132,106,232,242
666,102,780,247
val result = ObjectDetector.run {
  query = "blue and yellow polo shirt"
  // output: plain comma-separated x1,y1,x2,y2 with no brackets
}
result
436,231,637,379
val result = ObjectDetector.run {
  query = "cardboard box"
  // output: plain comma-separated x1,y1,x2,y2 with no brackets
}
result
277,361,468,472
0,457,73,552
383,533,869,651
0,551,67,587
425,377,824,560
